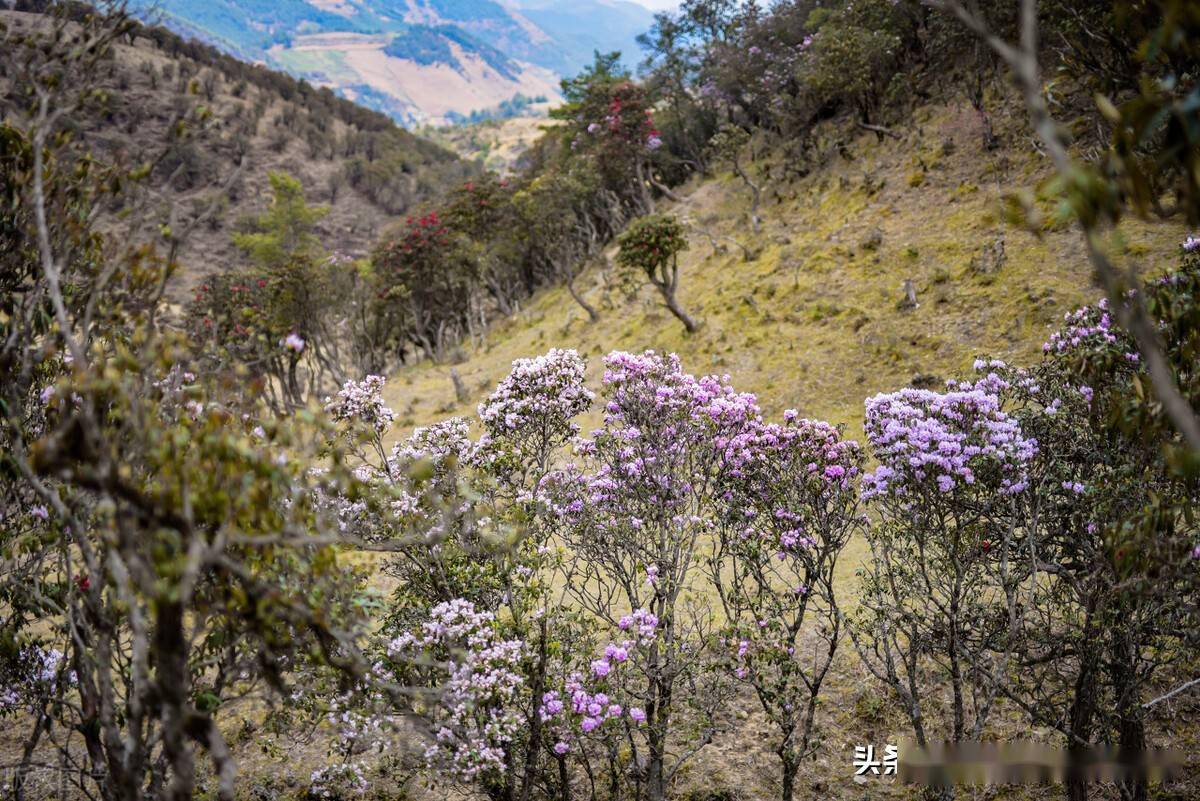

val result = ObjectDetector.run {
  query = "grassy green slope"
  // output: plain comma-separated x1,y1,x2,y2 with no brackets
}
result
382,102,1186,445
223,101,1193,801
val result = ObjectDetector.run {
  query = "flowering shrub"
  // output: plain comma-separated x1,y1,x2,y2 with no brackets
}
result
853,373,1038,748
476,348,593,475
184,271,280,369
614,214,697,332
392,416,474,473
183,172,373,408
0,646,71,716
963,306,1199,779
615,214,688,284
712,415,863,801
326,375,396,437
547,350,758,799
1042,297,1146,368
861,384,1037,500
562,77,662,183
537,609,658,755
371,210,473,361
386,599,524,782
719,414,862,548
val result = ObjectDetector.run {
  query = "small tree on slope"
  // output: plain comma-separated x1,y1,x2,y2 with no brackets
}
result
616,214,698,333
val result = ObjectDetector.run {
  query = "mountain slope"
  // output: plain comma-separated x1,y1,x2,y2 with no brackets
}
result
408,122,1194,801
378,101,1188,446
0,9,473,294
134,0,656,124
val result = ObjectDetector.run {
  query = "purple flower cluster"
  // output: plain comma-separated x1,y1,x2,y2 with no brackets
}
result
862,387,1037,500
325,375,395,436
537,609,657,754
719,414,863,552
1043,298,1134,358
599,351,759,432
616,607,659,643
387,599,524,781
555,351,759,544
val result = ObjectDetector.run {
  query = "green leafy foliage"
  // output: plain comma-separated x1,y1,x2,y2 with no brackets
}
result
615,213,688,284
383,23,517,80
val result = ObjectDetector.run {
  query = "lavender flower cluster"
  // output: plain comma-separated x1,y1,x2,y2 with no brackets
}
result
1042,297,1144,365
596,350,760,444
559,350,759,534
720,414,863,551
862,386,1037,500
538,609,657,754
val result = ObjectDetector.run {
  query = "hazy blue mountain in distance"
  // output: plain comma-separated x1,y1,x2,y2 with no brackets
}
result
512,0,657,73
132,0,656,125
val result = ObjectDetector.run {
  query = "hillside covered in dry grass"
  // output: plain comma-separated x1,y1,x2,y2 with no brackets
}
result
2,3,1198,801
381,100,1187,443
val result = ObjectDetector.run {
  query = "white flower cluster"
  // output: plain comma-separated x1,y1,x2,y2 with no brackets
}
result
388,599,525,782
478,349,592,442
391,417,474,470
307,762,368,799
325,375,395,436
0,646,71,715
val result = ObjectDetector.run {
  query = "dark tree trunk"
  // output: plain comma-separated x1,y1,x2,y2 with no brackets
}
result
518,621,549,801
556,756,570,801
1110,627,1147,801
155,600,195,801
1066,600,1102,801
565,274,599,322
662,290,698,333
778,743,798,801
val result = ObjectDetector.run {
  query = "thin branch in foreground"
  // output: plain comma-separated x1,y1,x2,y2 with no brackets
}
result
928,0,1200,452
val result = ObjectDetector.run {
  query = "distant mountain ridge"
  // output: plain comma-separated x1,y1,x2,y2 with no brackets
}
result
135,0,657,125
